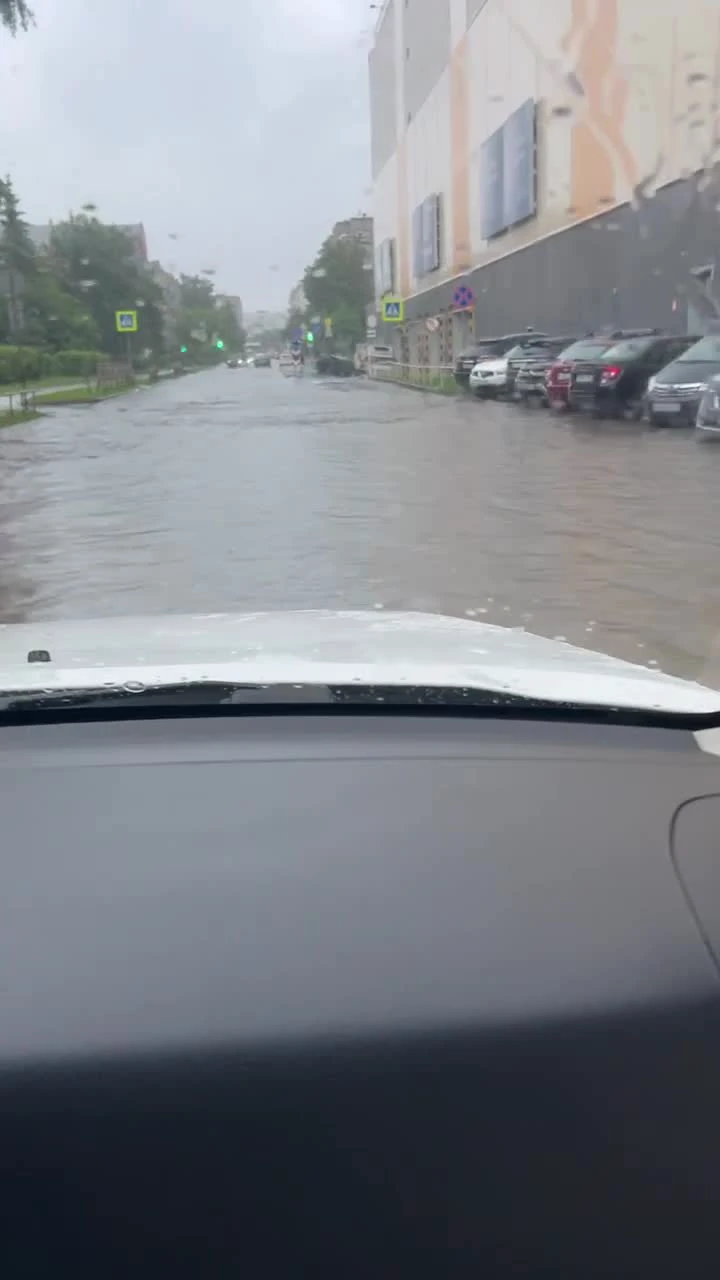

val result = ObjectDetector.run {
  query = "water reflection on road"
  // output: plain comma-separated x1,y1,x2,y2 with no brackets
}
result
1,364,719,685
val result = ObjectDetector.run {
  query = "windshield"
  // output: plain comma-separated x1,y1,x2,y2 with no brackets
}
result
601,338,656,361
465,341,505,357
0,1,717,710
509,343,546,359
678,336,720,363
557,340,611,361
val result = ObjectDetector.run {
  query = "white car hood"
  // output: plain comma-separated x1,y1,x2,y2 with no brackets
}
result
0,609,718,714
472,358,507,375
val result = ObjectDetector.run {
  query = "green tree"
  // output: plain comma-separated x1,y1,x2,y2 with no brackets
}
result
303,237,372,352
179,274,215,310
49,213,165,356
0,175,36,338
175,277,245,359
0,174,36,276
20,268,101,352
0,0,33,33
214,299,243,351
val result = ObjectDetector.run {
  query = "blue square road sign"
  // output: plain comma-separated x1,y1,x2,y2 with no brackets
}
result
382,296,404,323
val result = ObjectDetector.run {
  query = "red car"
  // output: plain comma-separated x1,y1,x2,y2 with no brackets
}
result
545,336,619,412
545,330,664,413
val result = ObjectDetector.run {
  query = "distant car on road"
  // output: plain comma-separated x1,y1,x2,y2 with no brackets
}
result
253,353,272,369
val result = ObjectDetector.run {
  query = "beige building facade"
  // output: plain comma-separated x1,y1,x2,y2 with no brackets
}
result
370,0,720,360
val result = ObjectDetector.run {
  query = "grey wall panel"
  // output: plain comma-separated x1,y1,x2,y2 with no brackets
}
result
370,0,398,179
403,176,720,338
404,0,451,123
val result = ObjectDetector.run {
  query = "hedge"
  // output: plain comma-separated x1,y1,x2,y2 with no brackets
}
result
0,346,106,385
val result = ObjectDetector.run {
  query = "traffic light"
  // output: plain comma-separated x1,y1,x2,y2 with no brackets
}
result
306,331,315,345
216,339,225,350
180,345,188,353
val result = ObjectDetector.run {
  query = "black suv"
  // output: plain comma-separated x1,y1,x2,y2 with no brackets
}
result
569,330,697,419
647,333,720,426
454,331,547,387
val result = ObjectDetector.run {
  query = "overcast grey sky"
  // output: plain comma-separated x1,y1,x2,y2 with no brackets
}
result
0,0,373,310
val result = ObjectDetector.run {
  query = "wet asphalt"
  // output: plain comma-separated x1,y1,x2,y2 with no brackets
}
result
0,364,719,684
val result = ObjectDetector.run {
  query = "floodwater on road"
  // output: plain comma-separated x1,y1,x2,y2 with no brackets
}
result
1,364,719,686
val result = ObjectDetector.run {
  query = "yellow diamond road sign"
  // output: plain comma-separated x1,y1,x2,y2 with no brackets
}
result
115,309,138,333
382,297,404,323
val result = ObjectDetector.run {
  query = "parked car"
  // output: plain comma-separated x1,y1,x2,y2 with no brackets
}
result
506,337,577,400
253,353,272,369
569,331,696,419
470,337,554,397
646,333,720,426
515,338,581,406
545,330,655,413
468,351,513,397
454,332,547,387
545,336,618,412
695,372,720,440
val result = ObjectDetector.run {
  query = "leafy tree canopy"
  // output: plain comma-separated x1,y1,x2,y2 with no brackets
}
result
0,1,33,34
49,213,165,355
301,236,372,352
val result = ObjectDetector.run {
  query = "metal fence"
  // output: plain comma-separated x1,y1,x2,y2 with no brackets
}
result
0,389,37,414
367,360,459,393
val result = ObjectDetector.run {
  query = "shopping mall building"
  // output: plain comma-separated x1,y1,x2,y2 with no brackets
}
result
369,0,720,366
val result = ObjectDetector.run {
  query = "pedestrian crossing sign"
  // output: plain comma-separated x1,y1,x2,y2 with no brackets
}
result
115,309,138,333
382,296,404,323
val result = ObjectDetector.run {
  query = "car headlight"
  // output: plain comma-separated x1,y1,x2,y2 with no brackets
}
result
646,376,656,393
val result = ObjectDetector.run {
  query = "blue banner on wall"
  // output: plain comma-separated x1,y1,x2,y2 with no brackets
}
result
413,195,441,278
480,126,505,239
480,98,537,239
412,203,424,278
503,98,537,228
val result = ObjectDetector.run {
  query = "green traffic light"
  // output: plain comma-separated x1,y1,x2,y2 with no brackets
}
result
180,345,188,353
307,332,315,344
216,339,225,349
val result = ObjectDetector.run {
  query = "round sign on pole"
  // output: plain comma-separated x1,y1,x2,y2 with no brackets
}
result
426,317,440,332
452,283,476,310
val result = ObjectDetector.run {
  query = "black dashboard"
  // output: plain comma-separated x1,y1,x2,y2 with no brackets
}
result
3,712,720,1275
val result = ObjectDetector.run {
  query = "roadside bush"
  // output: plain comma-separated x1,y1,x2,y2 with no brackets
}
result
0,345,48,384
48,350,105,378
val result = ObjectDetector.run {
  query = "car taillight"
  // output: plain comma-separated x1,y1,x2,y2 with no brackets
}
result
600,364,622,385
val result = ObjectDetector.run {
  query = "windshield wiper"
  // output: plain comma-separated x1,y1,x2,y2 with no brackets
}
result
1,681,719,729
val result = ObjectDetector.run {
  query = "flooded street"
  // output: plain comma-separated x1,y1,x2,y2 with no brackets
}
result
1,364,719,685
